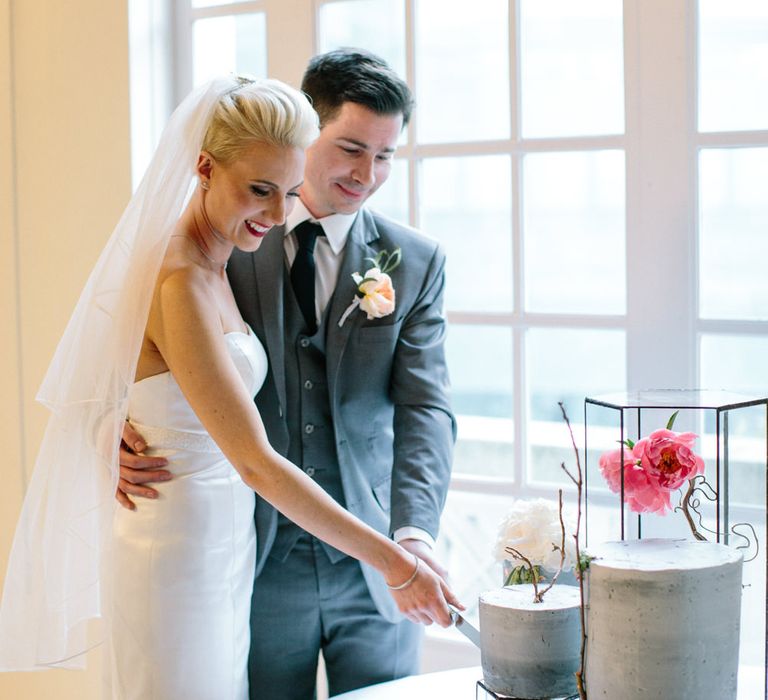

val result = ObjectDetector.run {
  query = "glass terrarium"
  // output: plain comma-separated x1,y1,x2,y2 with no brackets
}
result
584,389,768,700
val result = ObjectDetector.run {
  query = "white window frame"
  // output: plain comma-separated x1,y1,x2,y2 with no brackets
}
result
145,0,768,676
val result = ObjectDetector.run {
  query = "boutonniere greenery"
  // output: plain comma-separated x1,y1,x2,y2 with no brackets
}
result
338,248,401,328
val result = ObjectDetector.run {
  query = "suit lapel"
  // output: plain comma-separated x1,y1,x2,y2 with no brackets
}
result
253,226,287,410
326,211,380,404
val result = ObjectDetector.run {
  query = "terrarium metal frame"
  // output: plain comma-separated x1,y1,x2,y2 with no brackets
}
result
583,389,768,700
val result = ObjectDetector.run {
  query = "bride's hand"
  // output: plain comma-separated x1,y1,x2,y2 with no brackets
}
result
385,551,464,627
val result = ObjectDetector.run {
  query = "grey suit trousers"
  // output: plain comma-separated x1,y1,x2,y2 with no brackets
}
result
248,535,421,700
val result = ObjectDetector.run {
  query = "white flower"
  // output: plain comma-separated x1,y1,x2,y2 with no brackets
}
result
493,498,576,572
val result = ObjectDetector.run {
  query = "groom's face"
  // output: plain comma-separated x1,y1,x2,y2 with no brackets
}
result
300,101,403,219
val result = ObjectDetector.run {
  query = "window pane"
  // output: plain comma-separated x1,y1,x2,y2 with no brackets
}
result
701,334,768,396
318,0,405,78
421,155,512,312
520,0,624,138
447,325,513,478
699,147,768,320
367,158,409,225
523,150,626,314
193,13,267,86
435,491,518,615
527,328,626,485
415,0,509,143
700,334,768,503
698,0,768,132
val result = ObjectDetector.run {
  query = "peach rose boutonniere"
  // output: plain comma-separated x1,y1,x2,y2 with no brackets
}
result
338,248,402,327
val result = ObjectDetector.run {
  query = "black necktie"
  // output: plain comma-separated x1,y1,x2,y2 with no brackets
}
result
290,221,324,335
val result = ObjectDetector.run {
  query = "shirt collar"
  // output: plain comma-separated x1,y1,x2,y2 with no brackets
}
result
285,199,357,255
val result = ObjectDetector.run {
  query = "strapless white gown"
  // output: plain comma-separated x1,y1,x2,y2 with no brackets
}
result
109,330,267,700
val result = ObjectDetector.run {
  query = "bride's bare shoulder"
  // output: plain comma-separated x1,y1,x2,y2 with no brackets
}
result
145,242,218,337
156,263,213,316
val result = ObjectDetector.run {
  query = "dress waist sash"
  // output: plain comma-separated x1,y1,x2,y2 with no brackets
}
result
128,420,222,454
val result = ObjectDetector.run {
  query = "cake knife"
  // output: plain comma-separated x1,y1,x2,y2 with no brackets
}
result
449,607,480,648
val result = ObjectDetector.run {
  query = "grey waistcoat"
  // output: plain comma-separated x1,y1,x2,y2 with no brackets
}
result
269,275,347,564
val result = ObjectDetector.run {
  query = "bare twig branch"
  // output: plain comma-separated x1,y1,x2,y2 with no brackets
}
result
679,478,708,541
676,476,760,560
561,461,580,487
731,522,760,563
538,490,566,600
558,401,587,700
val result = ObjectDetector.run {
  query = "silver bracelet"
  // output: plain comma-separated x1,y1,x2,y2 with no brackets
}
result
387,555,420,591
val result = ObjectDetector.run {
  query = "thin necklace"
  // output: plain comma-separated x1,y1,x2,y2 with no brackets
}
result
171,234,228,270
200,194,229,246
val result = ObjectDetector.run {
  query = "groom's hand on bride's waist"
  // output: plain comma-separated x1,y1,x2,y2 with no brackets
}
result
116,421,172,511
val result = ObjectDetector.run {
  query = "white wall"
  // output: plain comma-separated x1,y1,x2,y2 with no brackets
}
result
0,0,131,696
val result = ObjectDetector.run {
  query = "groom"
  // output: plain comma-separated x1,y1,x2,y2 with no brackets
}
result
120,49,455,699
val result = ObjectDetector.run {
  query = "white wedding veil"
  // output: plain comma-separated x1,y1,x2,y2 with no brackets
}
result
0,75,242,671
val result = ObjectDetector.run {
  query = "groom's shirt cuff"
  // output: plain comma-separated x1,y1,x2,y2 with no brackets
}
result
393,527,435,549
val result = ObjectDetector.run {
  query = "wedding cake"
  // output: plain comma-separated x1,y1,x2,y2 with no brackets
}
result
585,538,743,699
479,583,581,698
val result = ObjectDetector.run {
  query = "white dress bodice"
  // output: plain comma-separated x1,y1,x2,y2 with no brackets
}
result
129,330,267,435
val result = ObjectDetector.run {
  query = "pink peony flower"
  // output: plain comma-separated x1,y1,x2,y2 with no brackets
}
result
598,447,635,493
598,447,672,515
598,424,705,516
632,429,705,491
623,464,672,514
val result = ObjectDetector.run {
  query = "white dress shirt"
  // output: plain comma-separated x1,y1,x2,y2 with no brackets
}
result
284,200,355,322
283,201,435,550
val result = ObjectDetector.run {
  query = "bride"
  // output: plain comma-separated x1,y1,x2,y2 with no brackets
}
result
0,76,459,699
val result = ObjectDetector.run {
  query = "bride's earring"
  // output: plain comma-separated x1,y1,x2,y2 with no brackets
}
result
200,180,210,191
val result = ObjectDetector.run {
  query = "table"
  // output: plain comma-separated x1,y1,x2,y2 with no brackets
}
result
329,666,483,699
330,663,764,698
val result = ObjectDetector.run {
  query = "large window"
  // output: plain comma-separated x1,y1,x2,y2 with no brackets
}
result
156,0,768,684
311,0,631,613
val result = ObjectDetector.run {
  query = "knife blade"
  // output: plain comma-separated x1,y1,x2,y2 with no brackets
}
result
449,607,481,648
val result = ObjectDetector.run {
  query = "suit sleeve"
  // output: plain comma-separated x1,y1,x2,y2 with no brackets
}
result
389,243,456,539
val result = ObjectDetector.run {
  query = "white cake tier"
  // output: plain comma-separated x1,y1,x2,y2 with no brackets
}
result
480,583,581,698
585,538,743,700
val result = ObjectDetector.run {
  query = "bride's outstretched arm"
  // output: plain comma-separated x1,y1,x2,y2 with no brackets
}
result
146,267,462,626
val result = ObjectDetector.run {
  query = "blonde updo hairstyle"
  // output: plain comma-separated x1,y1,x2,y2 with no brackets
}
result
202,77,319,164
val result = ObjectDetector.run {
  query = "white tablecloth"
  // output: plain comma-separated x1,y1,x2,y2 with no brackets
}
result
330,666,483,699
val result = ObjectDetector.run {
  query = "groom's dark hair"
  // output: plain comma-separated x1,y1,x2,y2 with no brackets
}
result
301,48,413,128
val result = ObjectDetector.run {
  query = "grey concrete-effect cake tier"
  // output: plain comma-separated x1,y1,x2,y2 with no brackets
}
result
480,584,581,699
585,538,743,699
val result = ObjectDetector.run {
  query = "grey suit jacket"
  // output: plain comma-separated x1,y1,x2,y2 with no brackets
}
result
227,208,456,622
